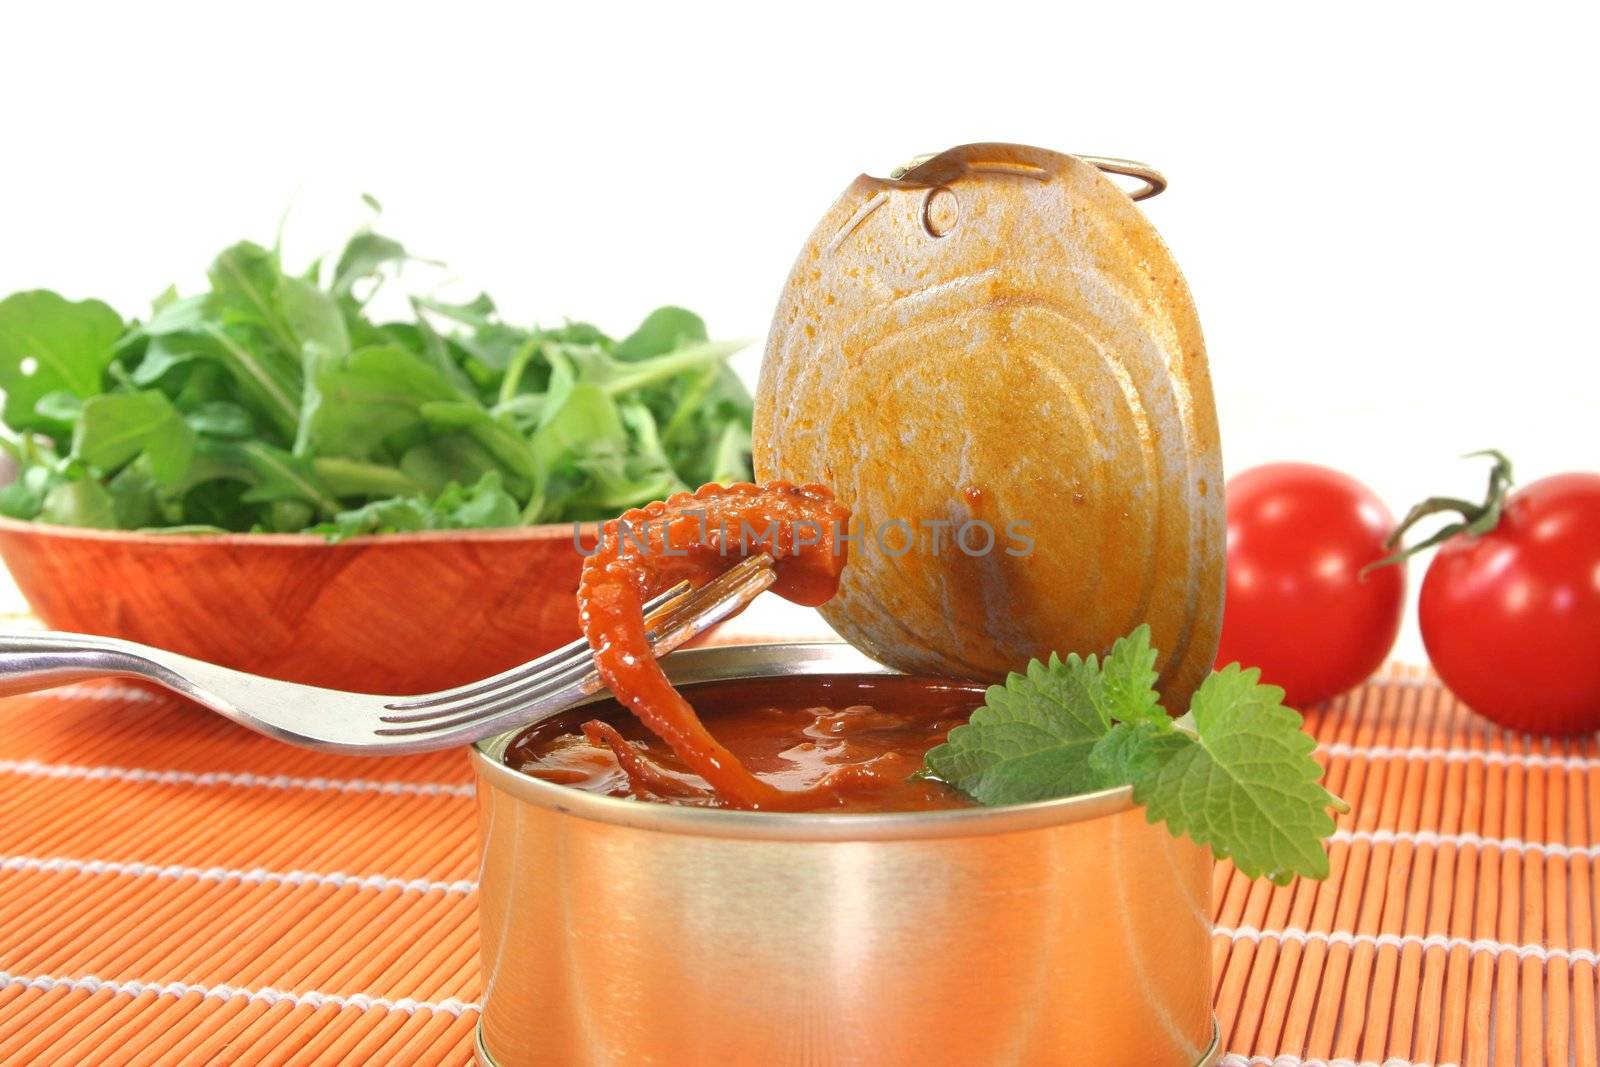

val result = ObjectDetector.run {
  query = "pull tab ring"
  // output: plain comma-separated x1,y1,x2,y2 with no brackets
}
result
889,152,1167,201
1072,156,1167,201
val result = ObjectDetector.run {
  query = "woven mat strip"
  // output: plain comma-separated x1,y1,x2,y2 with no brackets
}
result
0,666,1595,1066
0,686,478,1066
1213,666,1598,1067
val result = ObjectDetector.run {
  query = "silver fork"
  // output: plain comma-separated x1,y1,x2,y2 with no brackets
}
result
0,554,777,754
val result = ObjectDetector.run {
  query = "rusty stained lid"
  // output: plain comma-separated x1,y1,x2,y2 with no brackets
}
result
753,142,1224,712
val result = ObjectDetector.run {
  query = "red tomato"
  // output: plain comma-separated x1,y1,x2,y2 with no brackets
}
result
1419,473,1600,735
1216,464,1405,707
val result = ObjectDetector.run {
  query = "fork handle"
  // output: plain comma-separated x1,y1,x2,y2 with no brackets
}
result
0,632,169,698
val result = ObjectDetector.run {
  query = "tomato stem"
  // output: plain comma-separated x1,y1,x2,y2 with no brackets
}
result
1363,450,1514,574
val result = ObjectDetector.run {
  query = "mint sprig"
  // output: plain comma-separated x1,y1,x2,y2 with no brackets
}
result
921,625,1346,884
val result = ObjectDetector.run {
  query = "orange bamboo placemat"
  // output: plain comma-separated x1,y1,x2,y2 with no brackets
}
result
0,658,1596,1065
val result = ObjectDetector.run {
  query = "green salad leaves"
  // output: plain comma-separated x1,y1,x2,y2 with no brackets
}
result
922,627,1347,883
0,206,753,534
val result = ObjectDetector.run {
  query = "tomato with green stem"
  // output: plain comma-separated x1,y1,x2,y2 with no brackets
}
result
1376,452,1600,736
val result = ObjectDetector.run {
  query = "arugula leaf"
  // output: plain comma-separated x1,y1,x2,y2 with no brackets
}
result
184,401,254,439
418,401,541,490
299,344,459,460
275,276,349,358
133,327,301,440
0,459,57,521
398,434,501,497
657,364,753,487
34,391,85,426
309,471,520,538
0,480,41,520
397,310,477,396
40,478,117,528
106,462,164,528
413,292,496,330
332,232,407,302
0,204,752,533
0,291,124,434
613,306,708,361
921,629,1344,884
73,391,195,485
309,457,422,499
207,242,305,359
224,441,339,518
578,339,747,397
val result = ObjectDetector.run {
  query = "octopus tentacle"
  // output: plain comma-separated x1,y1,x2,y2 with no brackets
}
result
580,720,712,801
577,481,851,810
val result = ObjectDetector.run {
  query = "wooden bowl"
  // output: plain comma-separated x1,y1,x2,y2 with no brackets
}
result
0,516,597,694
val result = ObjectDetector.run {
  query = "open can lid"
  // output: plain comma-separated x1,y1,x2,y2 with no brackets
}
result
753,143,1224,711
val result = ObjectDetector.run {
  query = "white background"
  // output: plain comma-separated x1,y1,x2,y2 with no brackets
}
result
3,1,1597,660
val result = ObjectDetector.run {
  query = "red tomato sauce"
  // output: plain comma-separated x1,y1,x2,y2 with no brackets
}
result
505,675,981,812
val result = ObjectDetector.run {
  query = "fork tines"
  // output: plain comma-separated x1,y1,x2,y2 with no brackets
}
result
373,554,778,738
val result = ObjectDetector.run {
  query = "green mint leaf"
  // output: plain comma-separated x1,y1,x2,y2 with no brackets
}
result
922,629,1342,885
1087,720,1186,787
1100,623,1164,725
922,652,1111,805
1130,664,1339,884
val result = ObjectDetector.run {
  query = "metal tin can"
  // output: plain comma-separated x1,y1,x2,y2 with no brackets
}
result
472,643,1218,1067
